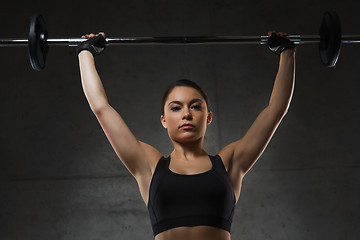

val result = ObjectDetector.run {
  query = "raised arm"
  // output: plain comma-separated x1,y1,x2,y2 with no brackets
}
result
269,49,295,113
219,32,295,182
78,51,109,113
77,35,162,179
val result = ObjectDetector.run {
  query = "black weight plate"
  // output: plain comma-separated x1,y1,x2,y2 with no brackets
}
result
319,11,341,67
28,14,48,71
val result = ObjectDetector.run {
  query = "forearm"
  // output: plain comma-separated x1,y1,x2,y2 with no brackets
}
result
78,51,109,112
268,50,295,113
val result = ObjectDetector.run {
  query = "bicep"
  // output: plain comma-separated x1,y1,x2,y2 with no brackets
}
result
232,106,286,175
94,105,153,177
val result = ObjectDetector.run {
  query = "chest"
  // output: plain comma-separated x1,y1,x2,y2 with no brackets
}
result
148,156,236,221
139,155,241,208
154,171,233,213
168,156,213,175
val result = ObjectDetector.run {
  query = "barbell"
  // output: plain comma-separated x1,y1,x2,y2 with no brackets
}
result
0,11,359,71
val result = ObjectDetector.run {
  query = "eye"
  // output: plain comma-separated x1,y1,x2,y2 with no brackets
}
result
191,105,202,110
171,106,181,111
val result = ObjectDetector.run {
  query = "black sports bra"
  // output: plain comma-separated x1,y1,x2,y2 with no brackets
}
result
147,154,236,237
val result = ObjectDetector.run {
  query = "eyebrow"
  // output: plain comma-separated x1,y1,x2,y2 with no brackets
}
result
168,98,203,106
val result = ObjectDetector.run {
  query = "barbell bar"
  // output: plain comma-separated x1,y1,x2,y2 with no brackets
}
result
0,11,356,71
3,34,360,47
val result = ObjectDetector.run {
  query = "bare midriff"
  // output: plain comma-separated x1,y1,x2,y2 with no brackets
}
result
154,225,231,240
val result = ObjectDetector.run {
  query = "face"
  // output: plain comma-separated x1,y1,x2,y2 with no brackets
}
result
161,86,212,143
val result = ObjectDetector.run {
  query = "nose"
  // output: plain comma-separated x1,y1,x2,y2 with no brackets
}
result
182,107,192,120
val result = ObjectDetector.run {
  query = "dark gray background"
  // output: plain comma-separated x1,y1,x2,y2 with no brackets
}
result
1,0,359,239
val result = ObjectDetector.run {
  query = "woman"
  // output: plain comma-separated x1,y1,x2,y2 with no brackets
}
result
77,31,295,240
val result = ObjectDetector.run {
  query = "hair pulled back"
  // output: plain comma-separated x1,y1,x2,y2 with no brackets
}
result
161,79,210,116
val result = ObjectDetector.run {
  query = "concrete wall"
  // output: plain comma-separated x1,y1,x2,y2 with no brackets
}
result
1,0,359,239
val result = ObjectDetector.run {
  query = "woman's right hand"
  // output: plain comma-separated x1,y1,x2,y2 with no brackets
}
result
267,30,295,55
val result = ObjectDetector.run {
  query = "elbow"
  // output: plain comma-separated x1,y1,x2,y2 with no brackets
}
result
92,104,110,115
281,107,289,116
268,104,288,117
89,99,110,115
92,108,103,115
278,108,288,119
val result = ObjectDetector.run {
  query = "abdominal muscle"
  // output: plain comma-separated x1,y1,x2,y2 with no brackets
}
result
154,225,231,240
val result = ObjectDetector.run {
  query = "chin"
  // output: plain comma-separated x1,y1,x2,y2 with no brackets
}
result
175,134,203,143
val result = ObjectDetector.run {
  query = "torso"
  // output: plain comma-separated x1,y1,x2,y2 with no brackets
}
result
135,149,242,240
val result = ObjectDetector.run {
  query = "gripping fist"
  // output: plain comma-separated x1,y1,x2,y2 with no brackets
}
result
267,31,296,55
76,32,107,57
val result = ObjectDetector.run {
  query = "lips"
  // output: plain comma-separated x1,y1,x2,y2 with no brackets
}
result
180,123,195,128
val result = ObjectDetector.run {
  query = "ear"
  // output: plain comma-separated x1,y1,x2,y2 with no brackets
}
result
160,115,167,129
207,111,213,125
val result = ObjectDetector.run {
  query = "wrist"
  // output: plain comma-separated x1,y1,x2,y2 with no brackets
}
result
78,50,94,58
280,49,295,58
279,50,295,68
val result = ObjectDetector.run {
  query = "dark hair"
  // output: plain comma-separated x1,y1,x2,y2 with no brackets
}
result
161,79,210,116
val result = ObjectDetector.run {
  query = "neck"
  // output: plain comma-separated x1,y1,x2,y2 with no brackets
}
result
170,137,207,161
